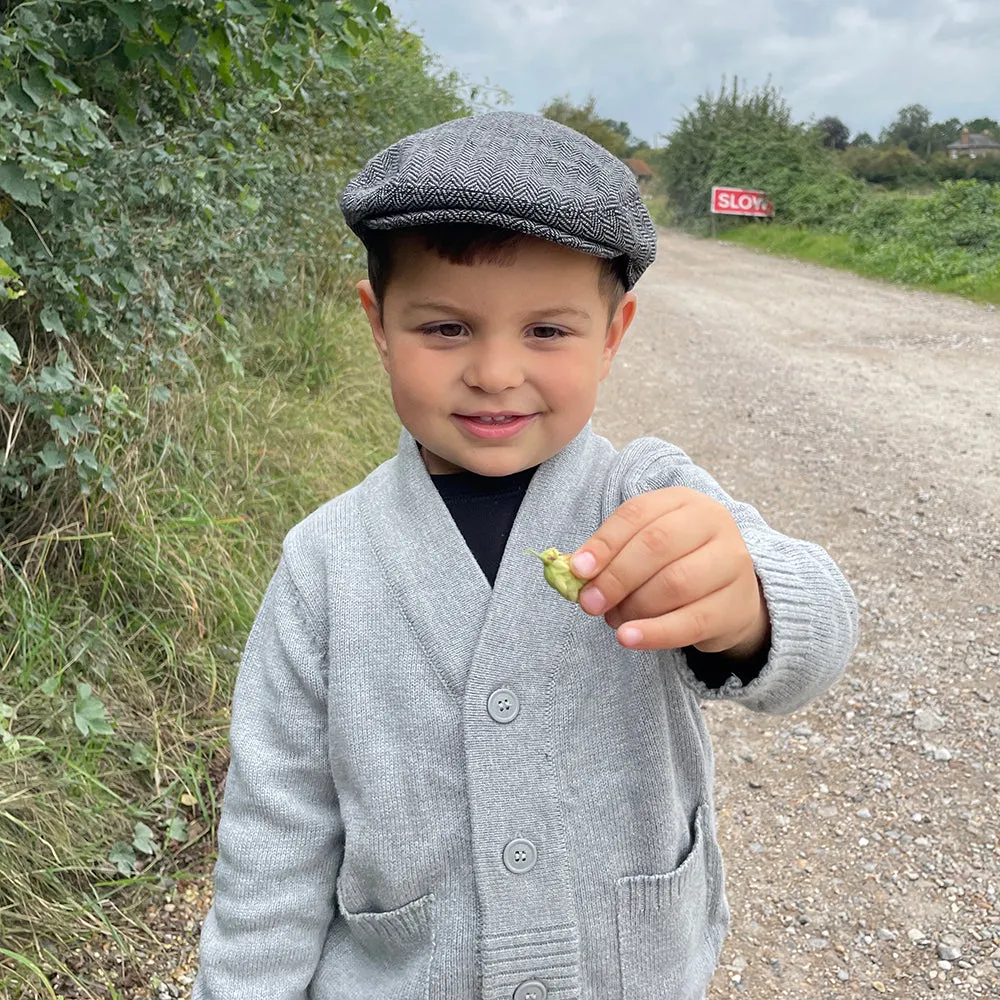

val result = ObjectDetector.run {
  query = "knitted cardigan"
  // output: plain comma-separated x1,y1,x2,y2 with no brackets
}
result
193,423,859,1000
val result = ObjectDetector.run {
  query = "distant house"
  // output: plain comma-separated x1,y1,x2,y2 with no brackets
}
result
947,130,1000,159
623,157,654,192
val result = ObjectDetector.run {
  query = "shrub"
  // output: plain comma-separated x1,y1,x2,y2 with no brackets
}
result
841,145,933,187
0,2,396,540
659,78,859,231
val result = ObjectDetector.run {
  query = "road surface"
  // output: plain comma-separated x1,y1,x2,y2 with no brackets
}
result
593,230,1000,998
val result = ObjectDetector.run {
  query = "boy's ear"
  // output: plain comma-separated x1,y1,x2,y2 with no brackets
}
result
357,279,389,370
599,291,637,380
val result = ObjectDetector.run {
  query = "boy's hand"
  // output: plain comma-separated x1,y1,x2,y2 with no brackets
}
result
569,488,770,657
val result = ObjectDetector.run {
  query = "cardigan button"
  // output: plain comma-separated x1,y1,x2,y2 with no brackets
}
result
487,687,520,723
502,838,537,874
513,981,547,1000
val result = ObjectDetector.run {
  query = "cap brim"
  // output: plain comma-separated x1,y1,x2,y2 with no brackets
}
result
360,208,621,261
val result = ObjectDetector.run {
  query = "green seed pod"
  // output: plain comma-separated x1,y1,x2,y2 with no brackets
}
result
526,547,586,603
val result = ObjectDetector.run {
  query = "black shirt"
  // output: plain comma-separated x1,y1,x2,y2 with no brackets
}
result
429,463,765,687
430,464,538,587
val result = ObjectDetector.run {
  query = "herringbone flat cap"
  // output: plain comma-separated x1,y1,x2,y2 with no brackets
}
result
339,111,657,289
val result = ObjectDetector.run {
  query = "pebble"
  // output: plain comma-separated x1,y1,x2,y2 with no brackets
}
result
913,709,946,732
937,943,962,961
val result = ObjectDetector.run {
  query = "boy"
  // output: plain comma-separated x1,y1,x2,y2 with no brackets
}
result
193,112,859,1000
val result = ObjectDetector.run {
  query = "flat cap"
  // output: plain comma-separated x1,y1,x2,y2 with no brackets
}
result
339,111,657,289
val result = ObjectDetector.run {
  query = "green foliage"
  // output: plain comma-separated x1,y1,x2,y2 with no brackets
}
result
658,77,861,229
71,682,113,738
929,151,1000,184
814,115,850,150
726,182,1000,305
0,0,395,540
964,117,999,135
842,144,932,187
879,104,962,157
540,94,637,158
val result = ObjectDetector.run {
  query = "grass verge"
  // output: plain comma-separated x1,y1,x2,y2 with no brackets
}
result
0,287,398,997
720,223,1000,306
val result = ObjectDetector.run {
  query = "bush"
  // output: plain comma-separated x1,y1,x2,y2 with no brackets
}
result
659,78,858,230
841,145,933,187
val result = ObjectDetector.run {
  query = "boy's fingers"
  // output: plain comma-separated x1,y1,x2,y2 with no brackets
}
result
571,488,693,579
614,587,729,651
577,509,715,617
605,541,736,626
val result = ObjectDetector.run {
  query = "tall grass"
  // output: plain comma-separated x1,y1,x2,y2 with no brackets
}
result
722,223,1000,304
0,287,399,995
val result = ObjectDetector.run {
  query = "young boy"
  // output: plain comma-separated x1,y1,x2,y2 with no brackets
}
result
193,112,859,1000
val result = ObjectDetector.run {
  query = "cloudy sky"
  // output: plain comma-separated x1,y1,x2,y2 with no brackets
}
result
390,0,1000,144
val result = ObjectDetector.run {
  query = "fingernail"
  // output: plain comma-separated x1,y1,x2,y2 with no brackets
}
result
579,587,606,614
620,626,643,647
571,551,596,575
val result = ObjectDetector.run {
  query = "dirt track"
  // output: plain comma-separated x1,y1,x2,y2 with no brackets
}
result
593,231,1000,997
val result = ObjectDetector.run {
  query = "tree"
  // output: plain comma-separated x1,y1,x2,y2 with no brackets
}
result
852,131,875,147
540,95,632,158
965,117,1000,135
879,105,959,158
815,116,850,150
926,117,962,154
880,104,932,152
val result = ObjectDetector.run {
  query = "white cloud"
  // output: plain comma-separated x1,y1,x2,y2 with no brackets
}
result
390,0,1000,140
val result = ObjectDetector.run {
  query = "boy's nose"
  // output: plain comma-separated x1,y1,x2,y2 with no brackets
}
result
463,343,525,393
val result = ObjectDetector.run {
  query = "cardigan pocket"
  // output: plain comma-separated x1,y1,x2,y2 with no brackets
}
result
615,803,729,1000
322,891,435,999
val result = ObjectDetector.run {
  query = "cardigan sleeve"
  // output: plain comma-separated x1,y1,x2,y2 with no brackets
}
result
193,556,342,1000
612,436,860,715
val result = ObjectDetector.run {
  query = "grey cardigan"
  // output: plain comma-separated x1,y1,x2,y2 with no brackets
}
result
193,423,859,1000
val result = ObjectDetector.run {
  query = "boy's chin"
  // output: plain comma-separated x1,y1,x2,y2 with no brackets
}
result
420,443,551,478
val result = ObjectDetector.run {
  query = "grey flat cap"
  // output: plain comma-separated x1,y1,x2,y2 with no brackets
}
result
339,111,657,289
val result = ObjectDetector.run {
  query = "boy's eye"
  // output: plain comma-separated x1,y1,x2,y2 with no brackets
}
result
530,326,568,340
424,323,466,338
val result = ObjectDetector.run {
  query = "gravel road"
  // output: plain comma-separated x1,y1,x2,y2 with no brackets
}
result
593,230,1000,998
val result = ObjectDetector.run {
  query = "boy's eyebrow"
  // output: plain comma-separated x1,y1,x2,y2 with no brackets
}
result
404,300,594,322
405,299,467,314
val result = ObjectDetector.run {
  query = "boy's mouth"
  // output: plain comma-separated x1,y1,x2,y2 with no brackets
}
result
453,412,538,439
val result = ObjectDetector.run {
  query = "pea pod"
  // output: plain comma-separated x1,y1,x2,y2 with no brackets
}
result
526,548,586,603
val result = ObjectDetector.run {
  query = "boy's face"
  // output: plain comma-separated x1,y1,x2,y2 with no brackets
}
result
358,234,637,476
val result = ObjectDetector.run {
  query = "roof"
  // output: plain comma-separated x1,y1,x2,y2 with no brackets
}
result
623,157,654,178
947,132,1000,151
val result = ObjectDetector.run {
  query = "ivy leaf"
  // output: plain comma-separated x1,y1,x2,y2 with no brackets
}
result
129,741,150,765
0,162,43,207
40,676,60,696
0,221,12,248
132,821,157,855
73,446,100,472
0,327,21,367
45,71,81,96
107,2,142,32
73,682,114,738
109,841,137,875
40,305,67,337
166,816,188,842
21,68,56,107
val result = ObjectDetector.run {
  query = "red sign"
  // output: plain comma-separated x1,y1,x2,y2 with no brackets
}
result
711,186,774,217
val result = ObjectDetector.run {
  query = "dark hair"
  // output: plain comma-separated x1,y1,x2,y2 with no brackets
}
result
365,223,628,322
